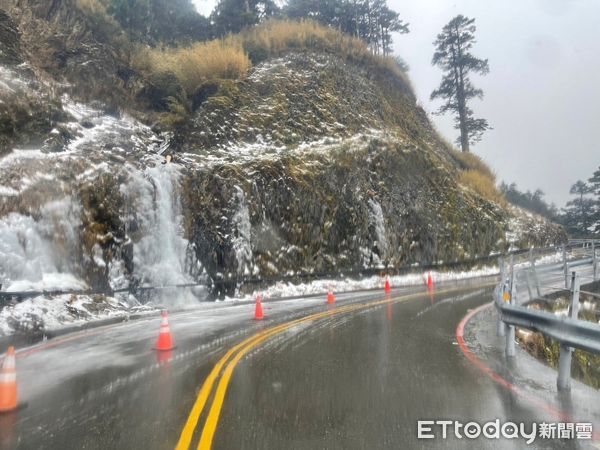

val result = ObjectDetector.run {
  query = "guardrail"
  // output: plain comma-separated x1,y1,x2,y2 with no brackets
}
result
494,239,600,391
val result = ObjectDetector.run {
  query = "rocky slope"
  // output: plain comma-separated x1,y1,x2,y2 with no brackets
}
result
0,0,134,104
0,2,566,309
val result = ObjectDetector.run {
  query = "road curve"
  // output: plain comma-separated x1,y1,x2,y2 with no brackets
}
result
204,285,597,450
1,277,598,449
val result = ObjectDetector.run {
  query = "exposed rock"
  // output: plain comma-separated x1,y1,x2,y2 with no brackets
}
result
1,0,135,108
180,134,506,295
0,63,68,155
177,53,435,157
0,9,21,65
505,205,567,250
139,70,186,112
0,8,567,301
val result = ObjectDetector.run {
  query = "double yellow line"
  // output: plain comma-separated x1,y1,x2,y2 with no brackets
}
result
175,285,487,450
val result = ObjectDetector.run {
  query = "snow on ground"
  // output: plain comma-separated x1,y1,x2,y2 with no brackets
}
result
178,129,385,167
534,251,564,266
0,265,498,337
513,250,563,270
0,294,157,337
0,65,31,93
5,273,87,293
228,266,499,302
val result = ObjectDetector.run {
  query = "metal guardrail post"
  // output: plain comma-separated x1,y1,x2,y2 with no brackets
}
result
557,272,581,391
593,241,598,281
529,249,541,297
529,248,533,265
497,256,506,337
563,245,569,289
525,269,534,301
497,292,506,337
505,272,516,357
509,254,514,284
496,250,600,391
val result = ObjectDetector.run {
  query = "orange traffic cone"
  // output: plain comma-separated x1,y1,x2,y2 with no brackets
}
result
327,289,336,305
155,311,175,351
0,347,18,413
254,294,264,320
427,272,434,290
384,276,391,295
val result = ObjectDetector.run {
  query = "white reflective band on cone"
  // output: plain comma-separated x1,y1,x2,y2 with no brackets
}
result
0,372,16,383
2,357,15,370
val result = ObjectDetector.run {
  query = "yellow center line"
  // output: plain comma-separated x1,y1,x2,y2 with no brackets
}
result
175,303,360,450
197,304,368,450
177,283,495,450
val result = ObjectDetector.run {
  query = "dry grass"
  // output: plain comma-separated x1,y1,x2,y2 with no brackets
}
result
459,170,505,206
447,148,505,205
133,19,410,96
241,19,368,59
241,20,410,84
133,38,252,94
449,148,495,181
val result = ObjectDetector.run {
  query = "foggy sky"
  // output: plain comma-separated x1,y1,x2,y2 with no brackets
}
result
192,0,600,207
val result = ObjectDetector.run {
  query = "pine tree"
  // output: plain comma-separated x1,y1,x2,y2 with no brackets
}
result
106,0,210,44
284,0,408,55
499,182,557,219
108,0,152,37
431,15,490,152
563,180,595,236
588,166,600,233
212,0,279,35
371,0,408,55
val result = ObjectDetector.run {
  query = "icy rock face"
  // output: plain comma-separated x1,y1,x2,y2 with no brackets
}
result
0,199,81,292
231,186,254,277
124,163,201,304
0,36,566,307
0,79,203,304
367,198,389,265
174,52,566,292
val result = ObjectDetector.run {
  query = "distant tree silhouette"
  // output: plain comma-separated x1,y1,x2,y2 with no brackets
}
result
588,166,600,233
284,0,409,55
211,0,279,35
500,182,558,220
107,0,210,44
562,180,595,236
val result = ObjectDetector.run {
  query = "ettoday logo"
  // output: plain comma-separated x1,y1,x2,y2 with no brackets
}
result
417,420,593,444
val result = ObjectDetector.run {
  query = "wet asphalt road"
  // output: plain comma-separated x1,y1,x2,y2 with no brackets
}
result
213,287,597,450
1,279,598,449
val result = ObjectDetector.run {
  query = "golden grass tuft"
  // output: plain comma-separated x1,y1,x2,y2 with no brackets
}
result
133,38,252,94
133,19,411,97
447,147,505,205
449,148,495,181
242,19,364,58
240,20,410,86
459,170,505,206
